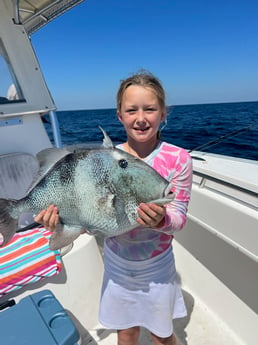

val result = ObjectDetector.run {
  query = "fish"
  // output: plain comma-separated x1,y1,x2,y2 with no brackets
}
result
0,127,174,250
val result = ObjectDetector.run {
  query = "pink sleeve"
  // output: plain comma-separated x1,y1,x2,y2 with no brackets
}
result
153,144,193,234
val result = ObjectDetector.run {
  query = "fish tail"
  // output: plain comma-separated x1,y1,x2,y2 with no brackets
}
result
0,198,19,247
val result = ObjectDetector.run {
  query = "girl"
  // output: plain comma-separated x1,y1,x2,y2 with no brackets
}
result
35,71,192,345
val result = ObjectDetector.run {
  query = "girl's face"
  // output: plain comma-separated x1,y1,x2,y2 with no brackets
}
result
118,85,166,144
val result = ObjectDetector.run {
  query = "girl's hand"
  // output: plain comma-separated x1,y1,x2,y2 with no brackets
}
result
137,203,165,228
34,204,59,232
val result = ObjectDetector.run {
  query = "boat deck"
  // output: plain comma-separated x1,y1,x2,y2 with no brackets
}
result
0,225,253,345
78,287,242,345
75,235,243,345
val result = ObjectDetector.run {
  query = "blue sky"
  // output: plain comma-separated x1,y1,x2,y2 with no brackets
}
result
31,0,258,110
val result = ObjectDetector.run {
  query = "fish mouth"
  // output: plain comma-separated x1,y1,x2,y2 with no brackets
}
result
150,182,174,206
164,182,173,198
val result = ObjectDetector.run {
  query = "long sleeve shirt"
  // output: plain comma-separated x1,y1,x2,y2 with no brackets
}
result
105,141,193,261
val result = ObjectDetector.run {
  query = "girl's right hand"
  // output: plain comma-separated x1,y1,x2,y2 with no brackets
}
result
34,204,59,232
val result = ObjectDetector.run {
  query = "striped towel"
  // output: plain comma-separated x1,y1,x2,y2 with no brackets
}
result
0,227,62,298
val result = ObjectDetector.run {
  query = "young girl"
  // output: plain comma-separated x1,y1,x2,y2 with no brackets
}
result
35,71,192,345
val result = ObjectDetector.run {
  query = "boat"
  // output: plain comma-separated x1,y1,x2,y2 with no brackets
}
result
0,1,257,344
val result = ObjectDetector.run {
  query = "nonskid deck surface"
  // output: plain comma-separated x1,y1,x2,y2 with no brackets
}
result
76,288,242,345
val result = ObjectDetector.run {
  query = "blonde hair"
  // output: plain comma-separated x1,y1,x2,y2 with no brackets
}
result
116,70,166,112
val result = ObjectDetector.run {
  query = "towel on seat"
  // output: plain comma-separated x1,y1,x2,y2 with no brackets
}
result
0,227,61,298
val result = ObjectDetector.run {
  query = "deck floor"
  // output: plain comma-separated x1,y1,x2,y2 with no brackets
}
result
73,237,244,344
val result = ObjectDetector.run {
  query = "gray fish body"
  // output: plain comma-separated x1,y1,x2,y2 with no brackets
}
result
0,128,174,249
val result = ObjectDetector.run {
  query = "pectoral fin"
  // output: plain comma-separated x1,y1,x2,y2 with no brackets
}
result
49,223,82,250
114,196,136,228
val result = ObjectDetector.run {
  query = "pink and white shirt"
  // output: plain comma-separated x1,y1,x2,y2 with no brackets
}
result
105,141,193,261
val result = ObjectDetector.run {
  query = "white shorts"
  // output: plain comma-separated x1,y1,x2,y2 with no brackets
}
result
99,243,186,337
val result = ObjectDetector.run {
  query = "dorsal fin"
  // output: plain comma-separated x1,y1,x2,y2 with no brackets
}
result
37,147,70,170
99,126,114,149
25,147,71,194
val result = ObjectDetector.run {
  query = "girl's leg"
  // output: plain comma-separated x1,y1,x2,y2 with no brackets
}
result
117,326,140,345
151,332,178,345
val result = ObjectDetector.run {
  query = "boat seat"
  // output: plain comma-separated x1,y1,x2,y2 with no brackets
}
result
0,152,39,200
0,154,64,298
0,152,73,252
0,152,39,227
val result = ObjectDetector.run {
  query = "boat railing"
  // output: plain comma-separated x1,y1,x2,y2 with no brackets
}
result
193,169,258,210
189,168,258,264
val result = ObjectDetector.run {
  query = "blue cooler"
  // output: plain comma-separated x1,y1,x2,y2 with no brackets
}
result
0,290,80,345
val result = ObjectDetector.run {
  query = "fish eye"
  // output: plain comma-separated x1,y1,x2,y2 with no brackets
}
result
118,159,128,169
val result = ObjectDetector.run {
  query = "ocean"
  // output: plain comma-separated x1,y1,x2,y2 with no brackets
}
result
44,101,258,161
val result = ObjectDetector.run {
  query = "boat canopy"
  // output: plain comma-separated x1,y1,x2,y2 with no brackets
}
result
0,0,84,117
13,0,84,35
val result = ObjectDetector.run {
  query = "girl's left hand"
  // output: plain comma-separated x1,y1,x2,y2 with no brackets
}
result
137,203,166,228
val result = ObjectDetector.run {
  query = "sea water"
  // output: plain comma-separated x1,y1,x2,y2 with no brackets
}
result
44,101,258,161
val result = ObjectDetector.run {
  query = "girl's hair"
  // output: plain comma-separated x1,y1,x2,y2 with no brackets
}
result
116,70,166,112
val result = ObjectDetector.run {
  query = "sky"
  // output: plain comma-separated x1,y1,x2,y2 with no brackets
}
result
30,0,258,110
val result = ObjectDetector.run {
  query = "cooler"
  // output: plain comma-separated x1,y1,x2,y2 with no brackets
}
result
0,289,80,345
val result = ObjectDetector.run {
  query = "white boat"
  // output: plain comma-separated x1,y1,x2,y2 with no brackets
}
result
0,1,257,344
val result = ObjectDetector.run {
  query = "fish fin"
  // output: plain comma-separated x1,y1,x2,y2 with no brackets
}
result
26,148,71,194
0,198,19,246
49,224,82,250
99,126,114,149
37,147,71,172
114,196,133,228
